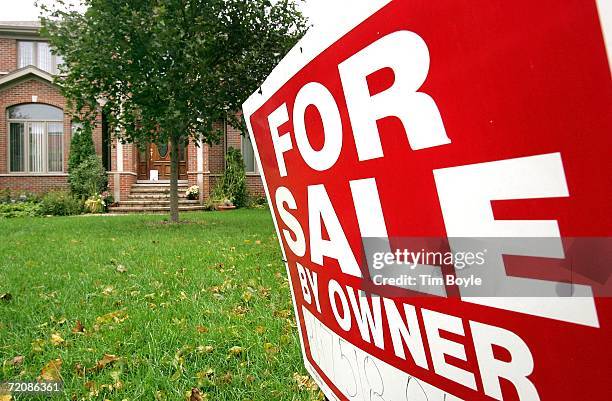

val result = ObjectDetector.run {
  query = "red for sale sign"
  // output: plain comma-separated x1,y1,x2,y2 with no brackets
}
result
243,1,612,400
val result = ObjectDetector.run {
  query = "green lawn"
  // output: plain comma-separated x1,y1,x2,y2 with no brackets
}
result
0,209,321,401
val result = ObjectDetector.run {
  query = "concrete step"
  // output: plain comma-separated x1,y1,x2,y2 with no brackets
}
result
118,199,200,207
108,205,207,214
127,193,189,200
129,187,189,194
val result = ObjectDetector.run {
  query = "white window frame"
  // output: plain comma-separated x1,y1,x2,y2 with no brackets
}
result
17,40,62,74
7,109,64,174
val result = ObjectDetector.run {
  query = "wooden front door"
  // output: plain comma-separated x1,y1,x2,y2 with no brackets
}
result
137,142,187,180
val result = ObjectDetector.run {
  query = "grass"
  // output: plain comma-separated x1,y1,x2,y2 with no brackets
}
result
0,209,322,401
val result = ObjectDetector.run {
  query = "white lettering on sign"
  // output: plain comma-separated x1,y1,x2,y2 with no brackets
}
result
267,27,597,329
433,153,599,328
339,30,451,159
275,186,306,257
297,263,540,401
308,184,361,277
293,82,343,171
470,321,540,401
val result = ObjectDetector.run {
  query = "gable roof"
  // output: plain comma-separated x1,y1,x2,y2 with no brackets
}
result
0,66,55,89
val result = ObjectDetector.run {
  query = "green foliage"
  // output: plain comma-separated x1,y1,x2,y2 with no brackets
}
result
0,202,42,218
85,193,105,213
68,127,96,172
69,155,108,199
218,147,248,208
40,0,307,221
39,191,83,216
0,188,11,203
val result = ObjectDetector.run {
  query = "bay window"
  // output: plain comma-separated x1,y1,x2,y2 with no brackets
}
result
8,104,64,173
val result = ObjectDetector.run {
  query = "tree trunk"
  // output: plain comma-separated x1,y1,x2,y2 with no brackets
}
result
169,135,180,223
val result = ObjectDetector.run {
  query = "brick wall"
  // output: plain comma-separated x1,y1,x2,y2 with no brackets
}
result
0,78,103,194
0,38,17,72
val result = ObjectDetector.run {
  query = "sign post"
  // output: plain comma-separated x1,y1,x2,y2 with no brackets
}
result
243,1,612,400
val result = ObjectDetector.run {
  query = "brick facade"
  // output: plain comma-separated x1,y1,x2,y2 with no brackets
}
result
0,38,17,72
1,22,264,202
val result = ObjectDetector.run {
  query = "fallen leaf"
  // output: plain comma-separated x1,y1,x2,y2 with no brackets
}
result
186,388,206,401
228,346,243,356
116,265,127,273
96,310,128,324
11,355,24,366
51,333,65,346
255,326,266,334
39,358,62,381
264,342,279,356
72,320,85,333
31,339,45,353
293,372,319,391
0,293,12,302
196,345,214,354
0,394,12,401
241,291,252,303
218,372,233,384
101,286,114,295
196,325,208,334
91,354,119,371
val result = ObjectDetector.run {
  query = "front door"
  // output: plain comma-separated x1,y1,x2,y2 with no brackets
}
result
137,142,187,180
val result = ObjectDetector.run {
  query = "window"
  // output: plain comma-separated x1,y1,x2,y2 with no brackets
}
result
242,135,258,173
17,41,62,74
8,104,64,173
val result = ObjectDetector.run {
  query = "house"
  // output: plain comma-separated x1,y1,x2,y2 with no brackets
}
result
0,21,264,212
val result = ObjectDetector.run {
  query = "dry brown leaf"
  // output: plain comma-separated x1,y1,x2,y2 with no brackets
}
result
72,320,85,333
228,346,243,356
91,354,119,372
186,388,206,401
0,394,12,401
196,325,208,334
39,358,62,381
74,363,86,377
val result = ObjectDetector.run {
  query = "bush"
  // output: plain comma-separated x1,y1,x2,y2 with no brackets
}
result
0,202,42,218
69,155,108,199
0,188,11,203
217,147,248,208
247,195,268,208
68,125,96,171
84,193,105,213
40,191,83,216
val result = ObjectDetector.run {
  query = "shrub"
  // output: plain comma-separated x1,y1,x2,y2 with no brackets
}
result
185,185,200,200
40,191,83,216
218,147,247,208
0,189,11,204
69,155,108,199
68,125,96,171
247,195,268,208
0,202,42,218
85,193,105,213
